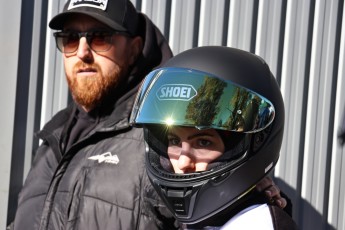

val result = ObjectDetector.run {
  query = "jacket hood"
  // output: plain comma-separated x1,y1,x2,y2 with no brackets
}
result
124,13,173,93
101,13,172,125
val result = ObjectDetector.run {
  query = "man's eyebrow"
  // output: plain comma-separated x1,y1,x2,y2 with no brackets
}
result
62,26,110,32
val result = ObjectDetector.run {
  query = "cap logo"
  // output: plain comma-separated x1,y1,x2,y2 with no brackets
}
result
157,84,197,101
68,0,109,11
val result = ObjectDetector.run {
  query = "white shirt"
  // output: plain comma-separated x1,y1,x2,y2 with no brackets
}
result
183,204,274,230
220,203,274,230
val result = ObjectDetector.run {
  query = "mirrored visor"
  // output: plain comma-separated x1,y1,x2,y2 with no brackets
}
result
130,67,275,133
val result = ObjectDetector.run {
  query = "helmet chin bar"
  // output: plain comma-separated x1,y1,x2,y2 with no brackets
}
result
150,170,234,224
160,185,198,219
147,146,280,224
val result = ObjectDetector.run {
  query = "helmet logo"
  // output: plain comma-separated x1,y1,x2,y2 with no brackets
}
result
156,84,197,101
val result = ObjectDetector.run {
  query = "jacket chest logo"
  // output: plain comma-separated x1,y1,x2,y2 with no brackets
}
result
88,152,119,164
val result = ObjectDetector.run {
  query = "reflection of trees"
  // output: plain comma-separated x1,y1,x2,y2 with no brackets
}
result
185,76,261,131
185,76,226,126
225,89,260,131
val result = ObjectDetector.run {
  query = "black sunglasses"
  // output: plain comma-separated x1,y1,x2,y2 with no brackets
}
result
53,30,131,53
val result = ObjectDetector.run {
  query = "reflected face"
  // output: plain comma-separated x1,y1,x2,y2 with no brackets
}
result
167,127,225,173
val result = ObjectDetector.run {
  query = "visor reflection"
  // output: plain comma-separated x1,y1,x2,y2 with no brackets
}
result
131,67,275,133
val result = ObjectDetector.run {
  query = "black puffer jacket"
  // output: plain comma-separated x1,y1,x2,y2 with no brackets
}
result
13,14,176,230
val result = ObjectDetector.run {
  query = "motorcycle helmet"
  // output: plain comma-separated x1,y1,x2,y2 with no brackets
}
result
130,46,285,224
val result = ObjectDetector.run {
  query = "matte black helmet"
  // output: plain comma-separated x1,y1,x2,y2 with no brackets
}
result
130,46,285,224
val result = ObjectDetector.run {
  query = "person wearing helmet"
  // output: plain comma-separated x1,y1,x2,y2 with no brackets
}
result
130,46,298,229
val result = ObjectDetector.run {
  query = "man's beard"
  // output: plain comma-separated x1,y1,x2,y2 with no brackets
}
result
66,61,128,111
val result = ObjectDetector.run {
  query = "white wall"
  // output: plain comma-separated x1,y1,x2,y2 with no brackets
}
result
0,0,22,228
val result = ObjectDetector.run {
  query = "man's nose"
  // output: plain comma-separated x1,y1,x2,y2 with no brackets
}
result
76,37,92,60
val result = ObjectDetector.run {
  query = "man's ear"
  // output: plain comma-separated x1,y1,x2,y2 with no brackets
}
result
129,36,143,65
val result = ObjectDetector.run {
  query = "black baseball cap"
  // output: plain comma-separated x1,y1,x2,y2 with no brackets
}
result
49,0,139,36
